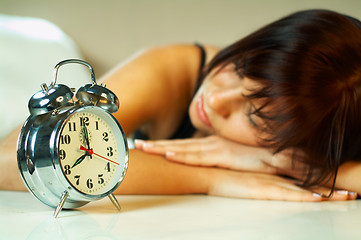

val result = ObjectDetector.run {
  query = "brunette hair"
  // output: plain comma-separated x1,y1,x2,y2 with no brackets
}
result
206,9,361,190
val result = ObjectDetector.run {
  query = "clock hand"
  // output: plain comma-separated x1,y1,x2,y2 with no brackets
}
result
80,145,120,165
81,126,92,159
71,153,87,169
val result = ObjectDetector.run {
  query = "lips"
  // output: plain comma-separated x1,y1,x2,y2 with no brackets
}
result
197,95,212,128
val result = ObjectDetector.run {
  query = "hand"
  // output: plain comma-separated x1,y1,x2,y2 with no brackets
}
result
207,168,358,201
135,135,281,174
71,153,87,169
134,136,358,201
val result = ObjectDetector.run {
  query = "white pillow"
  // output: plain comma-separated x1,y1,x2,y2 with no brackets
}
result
0,15,91,140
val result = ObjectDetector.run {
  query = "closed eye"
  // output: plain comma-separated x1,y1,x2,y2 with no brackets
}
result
248,105,258,127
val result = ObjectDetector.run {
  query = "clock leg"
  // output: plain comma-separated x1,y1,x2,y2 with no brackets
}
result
108,193,121,211
53,190,69,218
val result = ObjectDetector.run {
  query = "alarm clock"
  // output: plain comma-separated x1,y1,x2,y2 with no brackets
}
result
17,59,129,217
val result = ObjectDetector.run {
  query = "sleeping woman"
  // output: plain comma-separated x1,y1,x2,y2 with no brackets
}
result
1,9,361,201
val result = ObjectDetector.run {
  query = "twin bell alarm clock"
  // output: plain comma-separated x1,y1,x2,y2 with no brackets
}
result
17,59,129,217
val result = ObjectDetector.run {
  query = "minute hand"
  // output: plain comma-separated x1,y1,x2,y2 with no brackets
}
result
82,126,91,153
80,145,120,165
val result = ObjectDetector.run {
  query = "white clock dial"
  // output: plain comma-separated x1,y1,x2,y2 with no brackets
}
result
59,108,124,195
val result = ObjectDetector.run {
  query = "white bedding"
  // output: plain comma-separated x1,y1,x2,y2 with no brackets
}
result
0,15,90,140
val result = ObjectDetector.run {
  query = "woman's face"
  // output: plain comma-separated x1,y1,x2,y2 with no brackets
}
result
189,64,264,146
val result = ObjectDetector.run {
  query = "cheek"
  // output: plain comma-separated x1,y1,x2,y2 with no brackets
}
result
188,99,198,126
217,116,260,146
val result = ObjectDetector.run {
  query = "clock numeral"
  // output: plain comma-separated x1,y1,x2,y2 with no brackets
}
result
103,132,109,142
59,149,66,160
86,178,93,189
107,147,113,157
105,162,111,172
60,135,71,145
80,117,89,127
68,122,76,132
98,174,104,184
95,121,99,130
74,175,80,185
64,165,71,175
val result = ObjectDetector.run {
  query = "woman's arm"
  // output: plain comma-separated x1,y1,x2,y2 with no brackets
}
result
334,161,361,195
0,126,314,200
134,135,359,199
0,127,26,191
114,149,208,195
116,149,353,201
1,127,352,201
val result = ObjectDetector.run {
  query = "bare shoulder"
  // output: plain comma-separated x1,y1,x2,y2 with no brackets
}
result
129,44,220,73
167,44,220,62
99,43,221,137
146,43,220,64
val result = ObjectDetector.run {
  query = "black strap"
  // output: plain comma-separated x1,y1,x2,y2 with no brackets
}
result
168,44,206,139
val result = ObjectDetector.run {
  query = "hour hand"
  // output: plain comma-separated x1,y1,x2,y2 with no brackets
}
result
71,153,87,169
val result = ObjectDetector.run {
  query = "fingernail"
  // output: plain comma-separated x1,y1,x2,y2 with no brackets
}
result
134,139,144,148
166,151,176,157
313,193,323,199
335,190,349,195
143,142,154,149
348,191,358,197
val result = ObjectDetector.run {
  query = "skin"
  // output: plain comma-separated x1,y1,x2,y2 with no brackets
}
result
0,44,358,201
188,63,269,146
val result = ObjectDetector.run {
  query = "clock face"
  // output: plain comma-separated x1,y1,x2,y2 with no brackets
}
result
58,107,127,196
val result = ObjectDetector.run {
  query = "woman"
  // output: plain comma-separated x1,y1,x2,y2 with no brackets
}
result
1,9,360,201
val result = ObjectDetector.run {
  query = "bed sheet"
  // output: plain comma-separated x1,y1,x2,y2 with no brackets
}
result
0,14,90,140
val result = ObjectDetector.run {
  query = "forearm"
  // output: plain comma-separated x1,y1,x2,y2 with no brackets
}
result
114,149,209,195
113,149,328,201
116,150,335,201
0,131,210,195
0,127,26,191
334,161,361,195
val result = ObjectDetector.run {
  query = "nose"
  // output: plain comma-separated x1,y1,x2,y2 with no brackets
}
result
206,87,244,117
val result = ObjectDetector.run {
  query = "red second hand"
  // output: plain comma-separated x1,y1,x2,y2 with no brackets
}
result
80,145,119,165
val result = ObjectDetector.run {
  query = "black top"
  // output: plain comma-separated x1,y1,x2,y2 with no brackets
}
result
134,44,206,140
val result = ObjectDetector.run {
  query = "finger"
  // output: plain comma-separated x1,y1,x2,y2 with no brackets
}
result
285,181,358,201
135,140,177,154
165,151,218,167
348,191,358,200
138,136,220,149
264,188,323,202
210,171,323,202
310,188,358,201
262,180,324,202
143,136,217,146
135,138,224,168
331,191,355,201
134,139,144,150
134,138,216,155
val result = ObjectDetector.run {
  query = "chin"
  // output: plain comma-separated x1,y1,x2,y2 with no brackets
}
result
189,105,209,133
192,119,213,135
